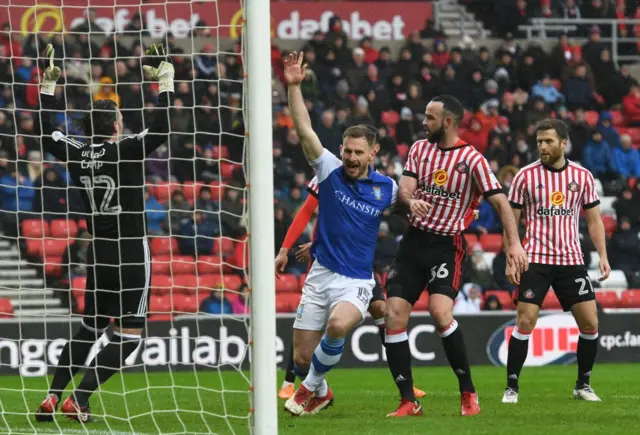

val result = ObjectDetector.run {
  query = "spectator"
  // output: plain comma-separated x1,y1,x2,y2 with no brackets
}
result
0,167,35,213
374,47,393,83
568,108,592,161
33,168,68,222
145,188,167,236
582,130,618,179
315,110,341,156
477,46,496,78
582,26,605,68
359,37,378,65
561,0,582,20
483,294,503,311
221,185,245,238
196,186,219,215
465,248,496,291
346,47,367,91
453,283,483,314
597,111,622,149
609,217,640,285
468,197,501,235
199,285,233,315
531,74,565,106
461,117,489,153
169,190,192,235
232,284,250,315
374,221,397,273
179,211,218,256
622,85,640,126
564,64,594,110
93,77,120,107
613,187,640,227
613,135,640,178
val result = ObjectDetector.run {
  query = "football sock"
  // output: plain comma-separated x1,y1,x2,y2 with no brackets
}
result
506,327,531,391
374,317,386,348
385,328,415,401
292,364,308,381
283,342,297,384
302,335,344,393
577,329,598,387
49,323,101,400
439,320,475,393
73,331,140,407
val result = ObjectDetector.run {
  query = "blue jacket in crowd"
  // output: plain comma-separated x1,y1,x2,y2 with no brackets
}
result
145,196,168,234
582,138,617,177
613,146,640,178
597,111,622,149
0,175,35,212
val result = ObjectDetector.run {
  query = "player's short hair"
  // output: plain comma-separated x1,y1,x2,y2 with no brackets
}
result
535,119,569,142
81,99,119,142
430,95,464,126
343,124,377,147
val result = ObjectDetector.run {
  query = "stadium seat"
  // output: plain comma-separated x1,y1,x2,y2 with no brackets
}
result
588,269,627,289
595,290,619,308
276,274,299,293
601,215,617,238
150,237,178,256
151,274,172,295
208,181,226,202
620,289,640,308
585,111,599,127
74,295,84,314
182,181,205,205
149,295,171,314
172,294,199,313
196,274,243,292
50,219,78,239
41,239,68,260
479,234,503,253
71,276,87,299
396,144,409,159
381,110,400,126
485,290,514,310
0,298,13,317
232,239,248,269
197,255,225,274
299,273,307,288
214,237,236,256
173,274,198,294
463,233,478,249
414,293,428,311
610,110,625,126
222,274,243,291
148,314,174,322
152,181,181,203
44,256,63,277
26,239,44,256
212,145,230,160
171,256,197,275
21,219,49,239
220,162,241,179
77,220,88,230
276,293,300,313
151,255,172,275
542,291,562,310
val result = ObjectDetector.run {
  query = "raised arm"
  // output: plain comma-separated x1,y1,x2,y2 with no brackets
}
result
38,44,68,162
283,52,323,161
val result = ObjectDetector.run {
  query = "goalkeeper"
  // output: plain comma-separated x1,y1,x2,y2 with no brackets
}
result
35,43,174,423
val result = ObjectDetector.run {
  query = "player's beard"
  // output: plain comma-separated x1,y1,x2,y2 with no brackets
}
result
426,122,446,144
541,147,562,166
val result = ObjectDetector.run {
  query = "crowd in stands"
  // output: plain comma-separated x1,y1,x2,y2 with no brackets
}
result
1,6,640,316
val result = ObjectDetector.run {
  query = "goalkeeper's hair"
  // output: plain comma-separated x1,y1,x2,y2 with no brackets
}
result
80,100,119,142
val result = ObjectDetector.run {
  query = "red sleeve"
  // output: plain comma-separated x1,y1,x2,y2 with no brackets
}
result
281,194,319,249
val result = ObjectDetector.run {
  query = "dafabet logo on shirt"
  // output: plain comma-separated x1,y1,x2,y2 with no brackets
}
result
433,169,448,186
550,191,565,206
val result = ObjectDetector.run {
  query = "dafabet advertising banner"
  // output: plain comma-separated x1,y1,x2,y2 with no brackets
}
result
0,1,432,41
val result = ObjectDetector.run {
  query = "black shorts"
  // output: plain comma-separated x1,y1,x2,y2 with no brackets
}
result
386,227,467,305
515,263,595,311
371,280,385,304
83,238,151,330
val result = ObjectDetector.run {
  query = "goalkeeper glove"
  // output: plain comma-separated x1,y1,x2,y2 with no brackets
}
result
142,43,175,94
40,44,61,96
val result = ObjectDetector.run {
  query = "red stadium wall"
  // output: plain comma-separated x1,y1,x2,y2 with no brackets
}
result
0,1,431,41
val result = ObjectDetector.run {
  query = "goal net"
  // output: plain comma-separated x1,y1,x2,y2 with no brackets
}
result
0,0,276,433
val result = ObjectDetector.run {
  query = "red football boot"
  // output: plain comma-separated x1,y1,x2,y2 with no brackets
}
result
35,394,58,422
302,387,334,415
460,392,481,416
284,384,314,416
61,396,92,423
386,399,423,417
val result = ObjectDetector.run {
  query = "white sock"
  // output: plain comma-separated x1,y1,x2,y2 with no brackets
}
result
281,380,294,389
315,379,328,397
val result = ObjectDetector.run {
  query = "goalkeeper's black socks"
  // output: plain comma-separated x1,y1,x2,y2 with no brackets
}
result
506,327,531,391
284,343,296,384
73,331,140,407
576,329,598,387
49,325,100,400
439,320,475,393
385,328,415,401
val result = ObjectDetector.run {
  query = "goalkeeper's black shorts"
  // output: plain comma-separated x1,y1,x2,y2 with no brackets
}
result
82,237,151,330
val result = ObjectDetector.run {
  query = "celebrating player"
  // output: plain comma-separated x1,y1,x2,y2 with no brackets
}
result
383,95,528,417
275,171,425,401
35,43,174,423
502,119,610,404
281,52,399,416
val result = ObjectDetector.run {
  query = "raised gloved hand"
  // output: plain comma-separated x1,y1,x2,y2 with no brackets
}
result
142,43,175,94
40,44,61,96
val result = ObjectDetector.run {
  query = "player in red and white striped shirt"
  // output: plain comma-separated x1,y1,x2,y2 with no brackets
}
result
502,119,610,405
384,95,528,417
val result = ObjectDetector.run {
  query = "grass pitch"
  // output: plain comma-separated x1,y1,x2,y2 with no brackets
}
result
0,363,637,434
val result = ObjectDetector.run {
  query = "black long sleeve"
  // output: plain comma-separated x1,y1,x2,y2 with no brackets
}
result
143,90,172,156
39,93,68,162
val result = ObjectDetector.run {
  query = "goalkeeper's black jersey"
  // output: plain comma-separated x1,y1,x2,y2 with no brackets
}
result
39,92,172,239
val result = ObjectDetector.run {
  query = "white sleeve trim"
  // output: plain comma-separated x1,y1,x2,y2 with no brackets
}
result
310,149,342,183
391,178,399,206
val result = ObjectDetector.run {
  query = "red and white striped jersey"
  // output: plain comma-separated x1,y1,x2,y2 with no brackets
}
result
508,159,600,265
307,176,319,198
403,139,503,235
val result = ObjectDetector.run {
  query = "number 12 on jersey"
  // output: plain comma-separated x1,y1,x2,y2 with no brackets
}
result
79,175,122,214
